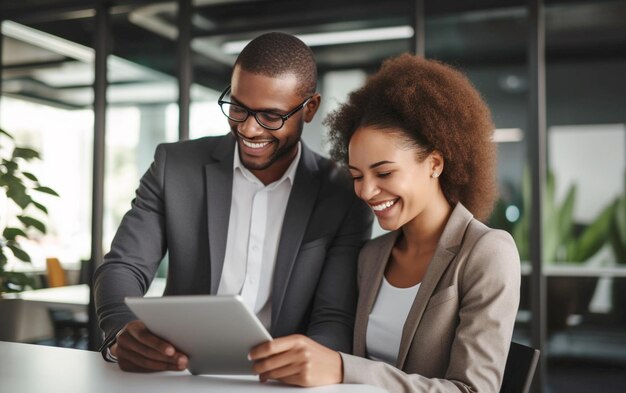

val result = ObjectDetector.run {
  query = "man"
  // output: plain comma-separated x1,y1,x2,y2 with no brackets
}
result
93,32,372,372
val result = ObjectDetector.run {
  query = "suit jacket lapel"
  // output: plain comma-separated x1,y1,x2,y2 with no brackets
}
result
353,231,399,357
205,134,235,293
271,144,320,329
396,203,473,368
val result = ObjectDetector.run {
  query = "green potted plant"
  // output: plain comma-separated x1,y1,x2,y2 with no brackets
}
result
0,127,59,293
511,167,615,333
609,172,626,324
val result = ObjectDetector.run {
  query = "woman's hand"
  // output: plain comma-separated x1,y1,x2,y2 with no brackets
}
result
248,334,343,387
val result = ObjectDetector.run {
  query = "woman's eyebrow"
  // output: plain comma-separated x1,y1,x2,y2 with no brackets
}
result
369,160,395,169
348,160,395,171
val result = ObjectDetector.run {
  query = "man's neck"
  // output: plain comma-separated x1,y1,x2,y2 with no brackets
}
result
249,144,299,186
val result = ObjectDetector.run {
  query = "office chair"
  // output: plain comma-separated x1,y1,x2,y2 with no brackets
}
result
46,258,90,348
46,257,66,287
499,341,540,393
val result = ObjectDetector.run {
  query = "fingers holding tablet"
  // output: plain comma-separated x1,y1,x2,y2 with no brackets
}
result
113,320,188,372
249,334,343,387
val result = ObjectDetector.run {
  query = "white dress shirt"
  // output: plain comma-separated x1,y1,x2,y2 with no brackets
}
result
217,142,301,329
366,276,421,365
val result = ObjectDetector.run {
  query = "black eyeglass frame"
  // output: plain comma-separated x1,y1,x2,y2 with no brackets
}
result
217,85,312,131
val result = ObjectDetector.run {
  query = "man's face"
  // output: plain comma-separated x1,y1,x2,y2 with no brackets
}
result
228,66,319,183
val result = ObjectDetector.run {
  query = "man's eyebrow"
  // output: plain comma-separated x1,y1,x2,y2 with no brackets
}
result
229,95,286,113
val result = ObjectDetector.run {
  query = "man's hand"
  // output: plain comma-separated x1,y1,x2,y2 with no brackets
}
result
248,334,343,387
111,320,188,372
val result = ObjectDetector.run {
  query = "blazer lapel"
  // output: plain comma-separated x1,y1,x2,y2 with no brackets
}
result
353,231,399,357
271,144,320,328
205,134,235,293
395,204,473,368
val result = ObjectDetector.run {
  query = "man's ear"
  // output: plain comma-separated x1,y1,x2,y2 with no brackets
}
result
303,93,321,123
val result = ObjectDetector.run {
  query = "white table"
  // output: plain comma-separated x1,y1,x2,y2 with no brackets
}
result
0,341,387,393
0,279,166,342
1,278,167,307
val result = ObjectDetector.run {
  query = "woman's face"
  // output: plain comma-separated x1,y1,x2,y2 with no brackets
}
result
348,126,442,231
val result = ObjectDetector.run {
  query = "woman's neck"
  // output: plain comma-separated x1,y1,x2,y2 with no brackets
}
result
400,193,452,254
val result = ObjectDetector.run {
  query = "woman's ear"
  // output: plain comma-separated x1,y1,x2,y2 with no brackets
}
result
430,150,444,178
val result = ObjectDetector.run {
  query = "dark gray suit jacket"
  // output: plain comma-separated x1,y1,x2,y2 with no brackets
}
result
94,134,372,352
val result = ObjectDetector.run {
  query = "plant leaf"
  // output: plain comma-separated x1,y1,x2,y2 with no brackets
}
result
31,200,48,214
12,147,40,160
3,227,27,241
22,172,39,182
7,243,31,262
6,183,32,209
2,160,18,173
1,271,35,292
558,185,576,241
34,186,59,197
17,216,46,233
615,195,626,245
611,195,626,264
570,200,616,263
0,128,15,139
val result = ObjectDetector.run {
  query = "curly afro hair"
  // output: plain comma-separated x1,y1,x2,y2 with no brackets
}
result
325,54,497,221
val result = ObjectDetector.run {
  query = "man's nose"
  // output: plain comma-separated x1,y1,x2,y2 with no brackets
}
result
237,115,265,138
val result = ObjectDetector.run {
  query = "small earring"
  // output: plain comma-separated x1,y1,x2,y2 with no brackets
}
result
431,172,440,178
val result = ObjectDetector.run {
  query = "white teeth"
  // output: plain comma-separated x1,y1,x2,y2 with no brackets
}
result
241,139,270,149
371,199,397,212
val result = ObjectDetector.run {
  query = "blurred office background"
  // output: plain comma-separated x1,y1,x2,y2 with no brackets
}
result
0,1,625,392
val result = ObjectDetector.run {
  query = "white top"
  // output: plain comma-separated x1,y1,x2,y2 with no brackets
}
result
366,276,421,365
217,143,301,329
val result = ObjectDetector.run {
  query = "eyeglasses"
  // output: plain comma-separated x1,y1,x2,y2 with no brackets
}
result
218,85,312,131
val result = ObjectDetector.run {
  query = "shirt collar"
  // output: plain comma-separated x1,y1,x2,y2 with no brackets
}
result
233,141,301,188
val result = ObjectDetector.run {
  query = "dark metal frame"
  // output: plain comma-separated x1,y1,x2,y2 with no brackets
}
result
177,0,192,141
528,0,547,390
412,0,425,57
88,0,110,351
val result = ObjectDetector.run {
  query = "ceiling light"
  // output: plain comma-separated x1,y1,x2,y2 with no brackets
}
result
492,128,524,143
222,26,415,55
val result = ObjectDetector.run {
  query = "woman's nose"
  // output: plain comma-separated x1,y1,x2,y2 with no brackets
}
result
356,177,380,202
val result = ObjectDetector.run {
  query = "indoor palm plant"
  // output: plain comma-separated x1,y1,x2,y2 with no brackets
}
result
0,127,58,293
510,167,616,332
610,172,626,323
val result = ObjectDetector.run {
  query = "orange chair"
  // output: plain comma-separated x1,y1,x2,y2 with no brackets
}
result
46,258,66,287
45,258,89,348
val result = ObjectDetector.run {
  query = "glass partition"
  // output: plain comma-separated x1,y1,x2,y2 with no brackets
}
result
543,1,626,389
1,20,94,277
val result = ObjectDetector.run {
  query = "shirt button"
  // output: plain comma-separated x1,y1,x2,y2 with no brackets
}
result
248,278,256,285
252,244,259,252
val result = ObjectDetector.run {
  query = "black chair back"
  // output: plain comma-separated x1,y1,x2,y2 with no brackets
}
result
500,342,540,393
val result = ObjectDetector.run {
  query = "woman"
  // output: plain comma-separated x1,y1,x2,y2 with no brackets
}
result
249,54,520,393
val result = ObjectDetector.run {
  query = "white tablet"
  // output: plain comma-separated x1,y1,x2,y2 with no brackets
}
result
124,295,272,375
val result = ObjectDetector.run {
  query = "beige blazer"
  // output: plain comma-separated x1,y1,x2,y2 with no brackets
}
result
341,203,520,393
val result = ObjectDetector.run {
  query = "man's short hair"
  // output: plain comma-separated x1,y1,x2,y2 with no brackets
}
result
234,32,317,97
